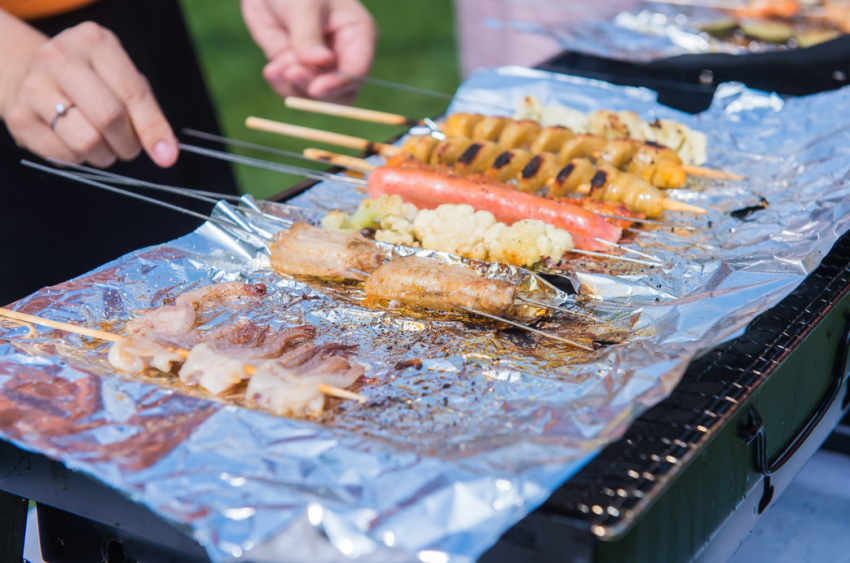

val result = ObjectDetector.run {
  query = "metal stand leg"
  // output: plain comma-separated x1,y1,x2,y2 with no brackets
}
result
0,490,28,563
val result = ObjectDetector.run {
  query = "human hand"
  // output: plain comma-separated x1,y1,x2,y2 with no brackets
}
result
241,0,377,104
0,21,178,168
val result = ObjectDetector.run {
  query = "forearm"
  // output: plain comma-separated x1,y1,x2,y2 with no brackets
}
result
0,9,47,118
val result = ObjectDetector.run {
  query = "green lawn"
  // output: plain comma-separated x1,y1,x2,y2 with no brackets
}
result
179,0,460,199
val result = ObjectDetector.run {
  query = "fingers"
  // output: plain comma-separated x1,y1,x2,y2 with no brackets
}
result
83,26,177,167
47,60,137,163
15,59,117,166
4,103,79,164
307,3,377,101
282,0,335,67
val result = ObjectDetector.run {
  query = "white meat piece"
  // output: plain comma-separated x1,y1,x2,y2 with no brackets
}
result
178,342,256,396
246,356,364,417
126,303,196,336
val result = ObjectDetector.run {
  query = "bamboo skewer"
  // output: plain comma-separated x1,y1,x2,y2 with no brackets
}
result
0,308,367,404
0,308,123,341
246,117,396,156
285,97,421,127
682,165,745,181
304,148,376,174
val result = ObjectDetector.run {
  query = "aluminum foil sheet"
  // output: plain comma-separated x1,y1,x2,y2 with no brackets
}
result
495,4,827,63
4,66,850,562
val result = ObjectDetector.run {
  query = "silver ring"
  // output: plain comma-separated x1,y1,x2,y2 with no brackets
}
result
50,102,73,131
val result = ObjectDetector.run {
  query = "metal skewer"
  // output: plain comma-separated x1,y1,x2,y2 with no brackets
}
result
570,249,661,267
21,161,255,234
182,128,350,168
592,237,665,264
178,143,370,190
515,296,599,322
594,212,696,231
628,228,719,251
458,307,593,350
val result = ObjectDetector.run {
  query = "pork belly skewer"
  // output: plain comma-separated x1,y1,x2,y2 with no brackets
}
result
0,306,367,412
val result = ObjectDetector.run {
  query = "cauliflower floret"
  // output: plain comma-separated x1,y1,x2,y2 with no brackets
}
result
413,204,497,260
646,119,706,164
515,95,590,132
375,215,417,246
484,219,574,267
321,210,351,232
374,194,418,224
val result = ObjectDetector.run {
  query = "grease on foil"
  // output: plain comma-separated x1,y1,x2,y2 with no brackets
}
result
3,67,850,562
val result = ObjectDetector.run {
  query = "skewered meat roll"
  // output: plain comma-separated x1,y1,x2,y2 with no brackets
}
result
269,223,384,280
363,256,518,316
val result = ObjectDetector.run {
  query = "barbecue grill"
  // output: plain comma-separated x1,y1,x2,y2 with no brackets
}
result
3,59,850,563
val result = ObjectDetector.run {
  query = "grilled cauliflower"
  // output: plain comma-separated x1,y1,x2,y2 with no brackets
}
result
413,204,497,260
322,195,418,240
375,215,417,246
515,95,590,133
647,119,707,165
484,219,574,267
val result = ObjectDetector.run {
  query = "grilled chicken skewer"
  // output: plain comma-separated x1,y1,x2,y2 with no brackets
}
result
363,256,593,350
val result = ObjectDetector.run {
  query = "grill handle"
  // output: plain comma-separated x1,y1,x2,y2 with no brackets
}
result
739,312,850,478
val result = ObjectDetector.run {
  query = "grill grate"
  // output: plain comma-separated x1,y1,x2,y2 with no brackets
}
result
540,230,850,529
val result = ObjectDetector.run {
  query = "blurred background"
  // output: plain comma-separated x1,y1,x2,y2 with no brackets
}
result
179,0,461,200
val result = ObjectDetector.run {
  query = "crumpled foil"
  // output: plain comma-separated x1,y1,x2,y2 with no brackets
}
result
495,5,819,63
3,66,850,562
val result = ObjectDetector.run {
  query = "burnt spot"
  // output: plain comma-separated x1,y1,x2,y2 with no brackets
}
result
521,155,544,179
492,151,514,170
556,163,576,184
731,197,769,220
590,170,609,190
644,141,666,149
458,143,483,165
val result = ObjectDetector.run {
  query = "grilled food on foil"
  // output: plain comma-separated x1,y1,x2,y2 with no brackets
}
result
512,97,708,166
269,222,384,280
365,159,623,252
109,282,365,415
363,256,518,316
414,117,694,189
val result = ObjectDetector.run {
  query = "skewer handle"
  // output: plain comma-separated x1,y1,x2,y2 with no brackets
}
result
0,308,123,341
682,165,745,181
661,199,708,214
303,148,377,173
285,97,420,127
246,117,398,157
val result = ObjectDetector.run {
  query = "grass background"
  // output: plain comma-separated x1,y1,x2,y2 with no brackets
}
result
178,0,461,200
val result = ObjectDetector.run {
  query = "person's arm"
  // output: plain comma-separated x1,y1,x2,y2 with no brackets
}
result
241,0,377,104
0,9,177,168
